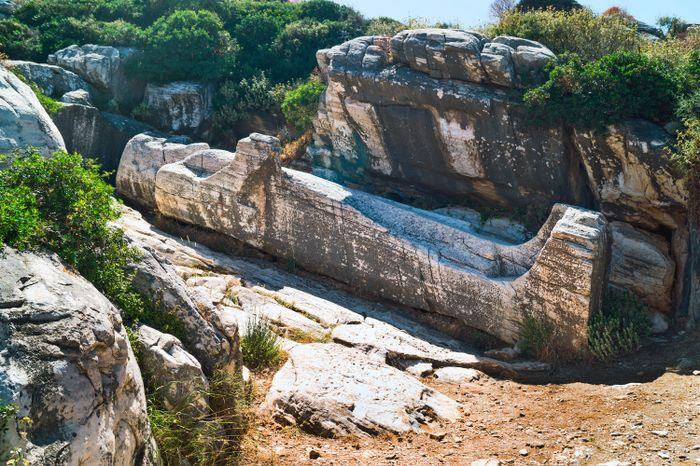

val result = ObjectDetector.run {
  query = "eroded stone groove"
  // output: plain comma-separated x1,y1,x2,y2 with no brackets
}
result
117,132,609,354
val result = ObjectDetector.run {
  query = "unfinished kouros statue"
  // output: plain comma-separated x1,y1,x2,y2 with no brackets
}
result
118,132,610,355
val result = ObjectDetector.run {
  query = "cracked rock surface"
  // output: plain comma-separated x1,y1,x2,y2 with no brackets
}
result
0,247,155,465
263,343,461,438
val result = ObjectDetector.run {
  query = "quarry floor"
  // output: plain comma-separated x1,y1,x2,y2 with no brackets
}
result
242,332,700,466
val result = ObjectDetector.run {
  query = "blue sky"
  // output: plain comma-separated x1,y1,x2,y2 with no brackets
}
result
337,0,699,29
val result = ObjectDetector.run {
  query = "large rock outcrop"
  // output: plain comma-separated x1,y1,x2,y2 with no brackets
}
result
52,103,160,173
48,44,145,111
141,81,214,135
0,248,154,464
4,60,97,100
573,120,687,232
0,65,65,155
311,34,586,211
118,132,610,354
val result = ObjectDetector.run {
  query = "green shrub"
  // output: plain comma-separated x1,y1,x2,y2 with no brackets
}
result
271,17,364,82
524,51,681,129
134,9,238,83
669,116,700,223
588,290,651,361
98,19,145,47
485,8,641,61
0,150,144,324
0,19,42,60
213,73,278,128
281,77,326,132
240,314,282,370
366,17,406,36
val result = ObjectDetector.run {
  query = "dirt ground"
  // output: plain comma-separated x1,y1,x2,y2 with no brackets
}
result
240,331,700,466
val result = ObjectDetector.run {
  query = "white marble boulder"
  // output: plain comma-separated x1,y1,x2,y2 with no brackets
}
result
136,325,210,414
0,65,65,155
48,44,145,110
4,60,96,100
0,248,154,464
141,81,214,134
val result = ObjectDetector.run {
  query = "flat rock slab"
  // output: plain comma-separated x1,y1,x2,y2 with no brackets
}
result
263,343,460,438
332,318,524,377
433,367,482,384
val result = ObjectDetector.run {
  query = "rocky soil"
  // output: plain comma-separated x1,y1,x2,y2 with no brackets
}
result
243,335,700,466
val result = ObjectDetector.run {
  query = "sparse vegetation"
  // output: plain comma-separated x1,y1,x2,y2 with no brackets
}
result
518,312,559,362
0,404,32,466
147,370,252,465
588,290,651,362
484,7,641,61
286,328,331,344
241,313,283,370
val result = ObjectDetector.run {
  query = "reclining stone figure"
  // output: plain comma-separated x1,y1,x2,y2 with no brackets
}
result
117,132,610,356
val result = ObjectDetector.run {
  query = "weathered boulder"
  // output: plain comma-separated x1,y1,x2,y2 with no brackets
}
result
125,239,241,376
573,120,687,231
60,89,92,105
331,318,544,376
263,343,461,437
4,60,97,99
609,221,675,313
141,81,214,134
119,133,610,354
312,34,587,212
0,65,65,155
0,248,154,464
388,30,555,88
52,103,160,173
48,44,144,111
116,132,209,208
136,325,209,414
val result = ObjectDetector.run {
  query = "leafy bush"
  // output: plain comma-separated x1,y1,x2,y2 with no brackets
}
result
281,77,326,133
588,290,651,361
0,150,145,324
213,73,279,128
132,9,238,83
517,0,583,11
240,314,282,370
365,17,406,36
485,8,641,61
524,52,682,129
0,19,43,60
98,19,145,46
